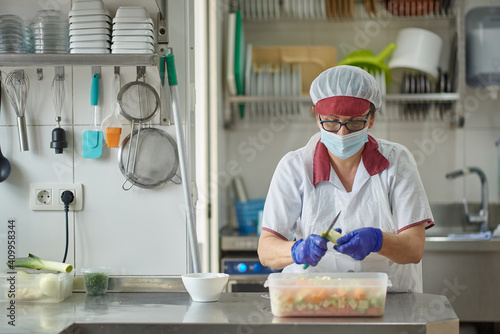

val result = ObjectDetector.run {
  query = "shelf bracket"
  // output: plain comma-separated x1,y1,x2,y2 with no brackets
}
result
91,66,101,79
136,66,146,80
155,0,167,20
55,66,64,80
156,12,169,56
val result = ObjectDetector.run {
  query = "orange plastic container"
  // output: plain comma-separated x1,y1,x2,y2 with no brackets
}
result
105,127,122,148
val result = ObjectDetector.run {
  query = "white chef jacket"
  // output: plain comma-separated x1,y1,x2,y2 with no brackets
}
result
261,132,434,292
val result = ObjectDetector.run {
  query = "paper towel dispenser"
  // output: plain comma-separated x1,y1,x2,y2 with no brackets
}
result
466,6,500,88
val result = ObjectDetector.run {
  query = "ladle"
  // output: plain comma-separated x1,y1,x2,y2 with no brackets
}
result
0,146,11,182
0,78,12,182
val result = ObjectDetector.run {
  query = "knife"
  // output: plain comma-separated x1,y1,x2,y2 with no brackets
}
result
303,210,341,269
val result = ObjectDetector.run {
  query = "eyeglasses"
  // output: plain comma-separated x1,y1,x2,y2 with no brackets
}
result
318,113,371,133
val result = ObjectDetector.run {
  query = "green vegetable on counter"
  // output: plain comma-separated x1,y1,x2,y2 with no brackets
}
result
83,272,109,295
7,253,73,273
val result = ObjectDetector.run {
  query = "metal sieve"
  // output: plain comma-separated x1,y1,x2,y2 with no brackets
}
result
118,127,180,190
117,72,164,190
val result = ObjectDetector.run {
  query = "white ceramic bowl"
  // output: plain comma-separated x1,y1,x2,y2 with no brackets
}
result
69,9,110,18
113,17,154,25
181,273,229,303
115,6,149,19
113,22,154,31
70,21,111,30
112,35,154,43
112,29,154,37
71,0,105,11
70,28,110,36
70,34,110,43
69,15,111,24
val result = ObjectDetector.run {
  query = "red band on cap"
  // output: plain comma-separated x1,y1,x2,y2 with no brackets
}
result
315,96,370,117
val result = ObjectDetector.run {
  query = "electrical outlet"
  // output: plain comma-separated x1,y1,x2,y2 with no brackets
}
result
30,183,83,211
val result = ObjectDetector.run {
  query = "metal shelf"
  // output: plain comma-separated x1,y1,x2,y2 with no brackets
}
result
0,54,159,67
228,93,460,103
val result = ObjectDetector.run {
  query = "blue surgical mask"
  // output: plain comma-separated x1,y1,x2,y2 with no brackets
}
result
320,127,368,159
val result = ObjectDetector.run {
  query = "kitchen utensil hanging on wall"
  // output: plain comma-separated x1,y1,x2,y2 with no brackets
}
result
118,127,179,189
3,69,29,151
0,74,12,183
101,66,122,148
117,66,166,190
165,48,201,273
82,73,103,159
50,67,68,154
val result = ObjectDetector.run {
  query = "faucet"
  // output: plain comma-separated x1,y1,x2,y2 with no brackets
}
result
445,167,489,232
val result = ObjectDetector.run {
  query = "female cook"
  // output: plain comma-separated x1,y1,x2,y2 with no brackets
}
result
257,65,434,292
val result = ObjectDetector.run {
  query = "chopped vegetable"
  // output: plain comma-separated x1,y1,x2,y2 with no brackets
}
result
83,273,108,295
269,275,386,317
7,253,73,273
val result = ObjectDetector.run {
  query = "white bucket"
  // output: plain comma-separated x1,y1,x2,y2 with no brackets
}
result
388,28,442,82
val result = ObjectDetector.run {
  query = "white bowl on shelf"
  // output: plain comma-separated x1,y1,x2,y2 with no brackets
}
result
111,41,154,50
71,0,105,11
115,6,149,19
113,22,154,31
111,35,154,43
70,21,110,30
112,29,154,37
112,17,154,25
69,9,110,18
71,40,110,48
70,28,110,36
69,15,111,24
70,34,110,43
111,49,154,54
70,47,110,54
181,273,229,303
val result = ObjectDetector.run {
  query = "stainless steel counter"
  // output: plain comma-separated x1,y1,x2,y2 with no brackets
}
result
0,292,458,334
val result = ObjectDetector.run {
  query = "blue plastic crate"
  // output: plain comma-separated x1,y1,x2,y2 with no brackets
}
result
234,199,265,235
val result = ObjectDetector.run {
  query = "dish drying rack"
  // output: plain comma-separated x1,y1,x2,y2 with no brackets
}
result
229,0,455,21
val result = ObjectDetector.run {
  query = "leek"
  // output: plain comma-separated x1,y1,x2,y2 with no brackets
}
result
8,253,72,273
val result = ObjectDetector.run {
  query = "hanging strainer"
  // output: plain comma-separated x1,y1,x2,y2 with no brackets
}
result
118,80,160,124
117,75,179,190
118,127,179,190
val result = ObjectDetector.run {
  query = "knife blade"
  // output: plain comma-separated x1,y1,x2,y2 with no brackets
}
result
303,210,341,269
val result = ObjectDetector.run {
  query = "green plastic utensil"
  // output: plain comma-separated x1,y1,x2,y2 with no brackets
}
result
338,43,396,84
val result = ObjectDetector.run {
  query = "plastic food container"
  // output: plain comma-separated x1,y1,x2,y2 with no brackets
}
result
81,267,111,295
264,272,388,317
0,269,73,303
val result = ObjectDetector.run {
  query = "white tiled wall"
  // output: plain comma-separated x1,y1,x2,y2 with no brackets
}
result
0,0,191,275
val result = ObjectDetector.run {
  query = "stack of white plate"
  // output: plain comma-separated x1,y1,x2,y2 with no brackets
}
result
69,0,111,54
0,14,31,53
111,6,155,54
30,10,69,54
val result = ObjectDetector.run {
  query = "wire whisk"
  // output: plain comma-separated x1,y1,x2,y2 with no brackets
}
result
2,69,30,151
52,72,65,126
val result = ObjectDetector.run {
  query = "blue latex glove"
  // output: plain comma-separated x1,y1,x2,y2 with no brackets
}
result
334,227,383,261
291,235,327,266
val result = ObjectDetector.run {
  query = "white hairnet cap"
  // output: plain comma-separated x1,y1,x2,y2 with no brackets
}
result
310,65,382,116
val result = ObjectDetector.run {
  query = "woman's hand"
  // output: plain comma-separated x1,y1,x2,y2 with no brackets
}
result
334,227,383,261
291,235,328,266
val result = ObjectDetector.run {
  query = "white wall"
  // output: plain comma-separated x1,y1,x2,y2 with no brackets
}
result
0,0,193,275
